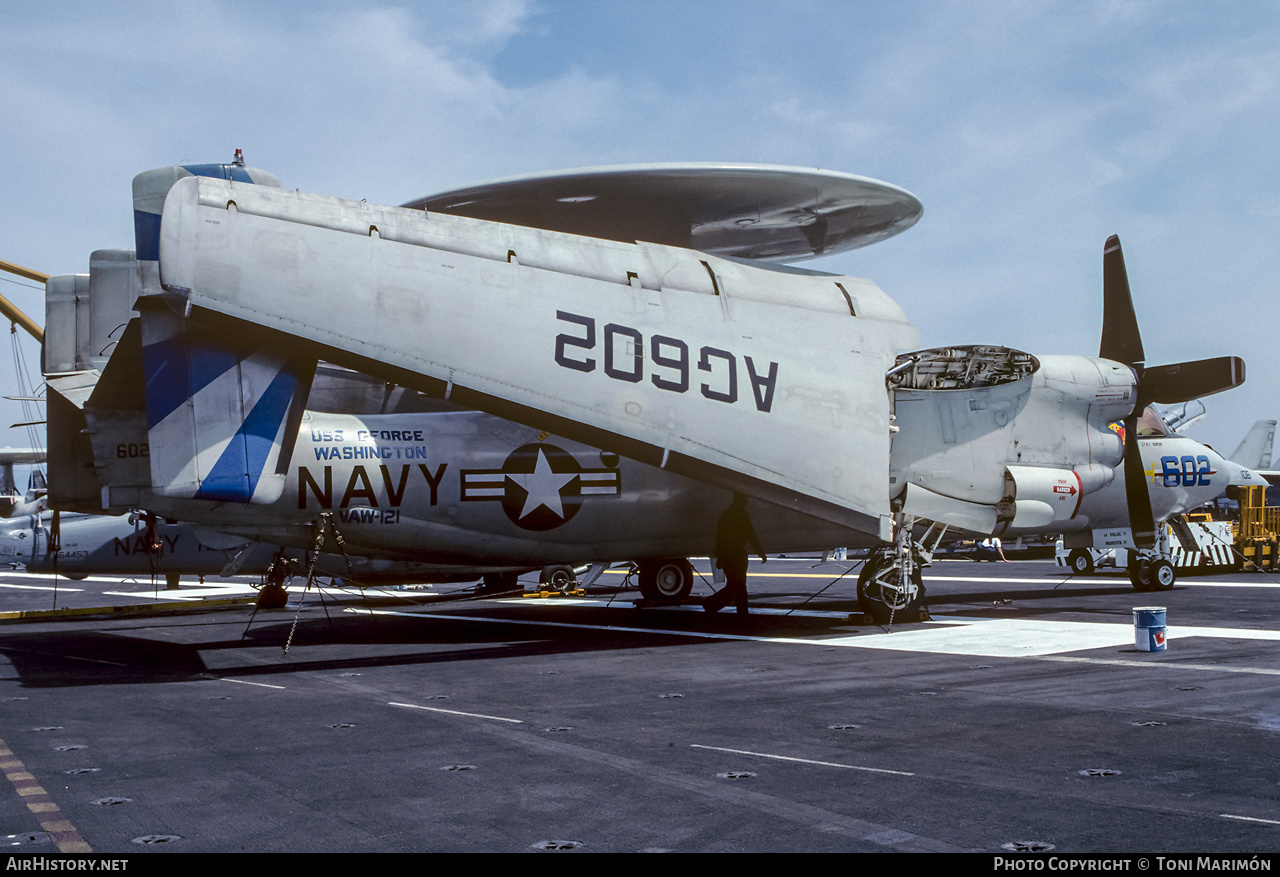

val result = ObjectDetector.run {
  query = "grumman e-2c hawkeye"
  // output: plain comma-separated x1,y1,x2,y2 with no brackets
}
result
23,155,1248,621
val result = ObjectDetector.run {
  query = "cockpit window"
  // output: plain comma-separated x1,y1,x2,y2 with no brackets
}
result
1136,405,1169,437
1108,406,1170,439
1111,407,1172,440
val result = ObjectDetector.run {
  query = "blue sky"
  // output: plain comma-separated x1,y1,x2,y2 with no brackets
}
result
2,0,1277,460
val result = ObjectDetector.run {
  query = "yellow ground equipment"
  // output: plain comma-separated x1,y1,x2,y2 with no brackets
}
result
1234,485,1278,571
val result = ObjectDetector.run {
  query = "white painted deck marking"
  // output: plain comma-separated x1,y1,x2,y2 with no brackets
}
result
217,677,287,689
818,616,1280,657
814,617,1133,656
389,702,523,723
0,573,184,585
103,583,258,600
356,606,1280,669
1036,655,1280,676
0,582,84,592
1220,814,1280,826
691,743,914,776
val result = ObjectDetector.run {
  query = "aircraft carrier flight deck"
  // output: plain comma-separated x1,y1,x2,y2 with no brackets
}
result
2,556,1279,854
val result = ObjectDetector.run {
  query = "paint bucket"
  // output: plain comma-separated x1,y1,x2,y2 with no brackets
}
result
1133,607,1167,652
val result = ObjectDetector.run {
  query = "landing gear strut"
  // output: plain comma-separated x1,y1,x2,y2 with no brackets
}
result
1128,529,1176,592
257,554,291,608
857,517,934,625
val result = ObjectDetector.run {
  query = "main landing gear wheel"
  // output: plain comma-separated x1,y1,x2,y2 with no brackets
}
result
857,556,925,625
637,558,694,601
1067,549,1094,576
257,582,288,609
540,565,577,593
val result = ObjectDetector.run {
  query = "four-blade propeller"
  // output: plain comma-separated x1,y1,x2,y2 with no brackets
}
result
1100,235,1245,548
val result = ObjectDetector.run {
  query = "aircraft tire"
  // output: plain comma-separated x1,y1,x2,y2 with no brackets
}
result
1067,549,1094,576
637,558,694,601
1148,559,1176,590
540,565,577,593
857,556,925,624
257,582,288,609
1128,559,1154,592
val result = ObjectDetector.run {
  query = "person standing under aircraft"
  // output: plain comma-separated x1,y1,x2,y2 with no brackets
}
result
704,493,767,616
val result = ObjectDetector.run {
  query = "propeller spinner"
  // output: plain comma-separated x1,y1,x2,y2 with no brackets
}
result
1100,235,1245,548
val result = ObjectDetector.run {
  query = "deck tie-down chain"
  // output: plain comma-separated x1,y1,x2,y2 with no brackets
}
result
281,512,361,656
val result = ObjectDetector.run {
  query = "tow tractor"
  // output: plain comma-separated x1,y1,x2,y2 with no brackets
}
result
1056,515,1236,589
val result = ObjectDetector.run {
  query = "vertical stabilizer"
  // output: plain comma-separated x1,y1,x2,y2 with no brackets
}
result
138,299,313,503
1231,420,1276,470
131,155,311,504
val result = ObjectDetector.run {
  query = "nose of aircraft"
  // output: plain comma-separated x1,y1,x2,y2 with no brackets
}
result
1223,457,1268,487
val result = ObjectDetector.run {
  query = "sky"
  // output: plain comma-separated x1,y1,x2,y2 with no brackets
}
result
1,0,1277,465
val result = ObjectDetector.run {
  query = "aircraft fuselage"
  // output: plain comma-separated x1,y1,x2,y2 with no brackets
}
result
133,409,867,566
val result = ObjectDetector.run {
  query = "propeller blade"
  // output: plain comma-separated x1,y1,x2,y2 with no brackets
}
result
1140,356,1246,404
1100,235,1145,368
1122,415,1157,550
1097,235,1244,552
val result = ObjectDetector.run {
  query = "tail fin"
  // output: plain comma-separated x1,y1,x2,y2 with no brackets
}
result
138,298,313,503
132,156,281,264
133,156,311,504
1231,420,1276,470
45,155,310,510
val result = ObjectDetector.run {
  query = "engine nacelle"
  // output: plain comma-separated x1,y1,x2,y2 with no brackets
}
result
890,345,1132,534
1001,465,1086,529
